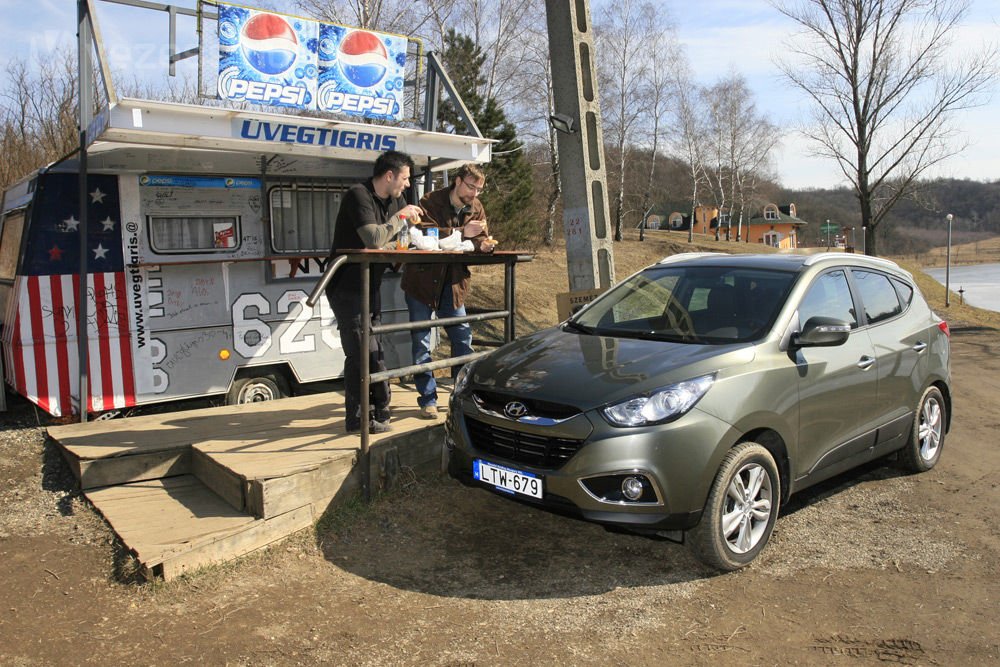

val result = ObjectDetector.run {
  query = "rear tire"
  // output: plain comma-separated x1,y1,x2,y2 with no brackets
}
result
226,374,289,405
898,386,945,473
688,442,780,571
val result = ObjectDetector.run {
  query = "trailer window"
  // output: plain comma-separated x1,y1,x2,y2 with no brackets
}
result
148,215,241,253
0,211,26,280
269,186,341,252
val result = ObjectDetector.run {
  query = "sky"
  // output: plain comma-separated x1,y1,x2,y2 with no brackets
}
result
0,0,997,190
668,0,1000,190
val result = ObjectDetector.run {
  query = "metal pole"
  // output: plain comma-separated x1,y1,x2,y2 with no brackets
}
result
362,260,372,501
862,226,866,255
77,0,92,422
945,213,953,307
360,260,371,500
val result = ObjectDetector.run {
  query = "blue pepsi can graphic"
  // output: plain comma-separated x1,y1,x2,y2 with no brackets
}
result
217,4,318,110
317,25,407,121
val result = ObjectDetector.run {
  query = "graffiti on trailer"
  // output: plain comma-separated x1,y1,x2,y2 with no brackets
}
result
39,285,122,335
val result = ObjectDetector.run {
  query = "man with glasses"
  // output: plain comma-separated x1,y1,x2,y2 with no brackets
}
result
326,150,423,434
402,163,496,419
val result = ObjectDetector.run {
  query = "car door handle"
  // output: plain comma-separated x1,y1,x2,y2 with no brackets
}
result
912,341,927,353
857,356,876,370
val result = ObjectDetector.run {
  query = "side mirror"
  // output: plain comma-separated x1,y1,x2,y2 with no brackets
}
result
792,316,851,347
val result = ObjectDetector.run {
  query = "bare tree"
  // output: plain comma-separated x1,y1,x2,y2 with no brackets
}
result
296,0,434,34
703,73,780,242
667,59,710,244
0,51,80,190
596,0,658,241
638,16,680,239
773,0,998,255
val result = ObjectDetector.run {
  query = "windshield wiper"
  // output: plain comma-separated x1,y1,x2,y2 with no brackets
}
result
563,320,595,335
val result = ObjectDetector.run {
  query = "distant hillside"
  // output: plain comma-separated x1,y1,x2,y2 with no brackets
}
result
779,178,1000,254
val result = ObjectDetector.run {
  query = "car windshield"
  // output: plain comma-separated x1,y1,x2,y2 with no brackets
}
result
570,264,796,343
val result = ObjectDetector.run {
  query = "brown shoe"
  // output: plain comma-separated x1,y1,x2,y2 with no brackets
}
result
419,405,438,420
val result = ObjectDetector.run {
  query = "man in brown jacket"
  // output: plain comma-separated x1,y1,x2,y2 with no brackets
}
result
401,164,496,419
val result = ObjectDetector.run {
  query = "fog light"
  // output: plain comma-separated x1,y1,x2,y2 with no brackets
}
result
622,476,644,501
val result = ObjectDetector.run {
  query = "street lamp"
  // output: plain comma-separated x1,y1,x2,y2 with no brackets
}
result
945,213,954,307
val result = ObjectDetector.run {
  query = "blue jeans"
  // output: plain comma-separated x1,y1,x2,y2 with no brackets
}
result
406,289,472,408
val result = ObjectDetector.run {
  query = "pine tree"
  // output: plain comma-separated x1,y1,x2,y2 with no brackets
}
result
437,30,535,248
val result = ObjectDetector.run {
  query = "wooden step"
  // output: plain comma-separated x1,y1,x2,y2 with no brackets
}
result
84,475,314,580
48,387,451,579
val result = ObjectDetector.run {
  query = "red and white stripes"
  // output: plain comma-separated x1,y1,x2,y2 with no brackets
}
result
4,273,135,416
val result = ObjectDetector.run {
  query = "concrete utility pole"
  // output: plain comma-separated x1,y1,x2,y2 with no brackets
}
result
544,0,615,291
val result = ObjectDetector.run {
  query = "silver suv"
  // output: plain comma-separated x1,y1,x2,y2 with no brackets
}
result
446,253,951,570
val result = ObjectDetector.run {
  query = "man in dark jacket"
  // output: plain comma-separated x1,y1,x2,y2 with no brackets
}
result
326,150,422,433
401,163,496,419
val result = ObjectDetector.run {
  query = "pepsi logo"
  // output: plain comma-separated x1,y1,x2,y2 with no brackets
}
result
241,13,298,76
338,30,389,88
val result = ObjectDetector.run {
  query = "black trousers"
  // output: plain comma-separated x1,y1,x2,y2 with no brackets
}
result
329,289,391,425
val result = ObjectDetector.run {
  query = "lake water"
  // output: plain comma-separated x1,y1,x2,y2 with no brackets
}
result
924,263,1000,313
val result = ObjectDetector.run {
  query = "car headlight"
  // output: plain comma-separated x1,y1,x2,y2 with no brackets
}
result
601,374,715,427
453,360,477,396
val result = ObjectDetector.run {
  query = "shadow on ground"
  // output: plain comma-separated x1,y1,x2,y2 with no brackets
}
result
314,455,910,601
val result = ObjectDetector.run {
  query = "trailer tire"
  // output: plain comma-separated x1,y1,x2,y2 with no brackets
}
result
226,374,289,405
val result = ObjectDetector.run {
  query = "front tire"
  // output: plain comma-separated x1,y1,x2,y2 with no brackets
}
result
226,374,289,405
898,386,946,473
688,442,780,571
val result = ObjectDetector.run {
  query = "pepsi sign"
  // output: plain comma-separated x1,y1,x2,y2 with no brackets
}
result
216,3,408,121
317,24,406,120
218,5,317,110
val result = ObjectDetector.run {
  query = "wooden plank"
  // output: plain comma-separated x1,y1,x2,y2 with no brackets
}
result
191,448,245,512
251,455,356,518
154,505,314,581
85,476,258,566
78,448,191,489
48,391,347,460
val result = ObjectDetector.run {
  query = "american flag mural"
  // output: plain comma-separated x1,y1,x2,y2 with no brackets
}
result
3,173,135,416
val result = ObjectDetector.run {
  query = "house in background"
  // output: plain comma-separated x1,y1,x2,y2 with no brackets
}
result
745,203,808,249
662,202,808,249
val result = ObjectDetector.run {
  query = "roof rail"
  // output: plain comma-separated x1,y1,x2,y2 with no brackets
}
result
657,252,729,264
802,253,900,269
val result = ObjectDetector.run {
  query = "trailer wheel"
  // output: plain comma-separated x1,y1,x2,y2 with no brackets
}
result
227,374,289,405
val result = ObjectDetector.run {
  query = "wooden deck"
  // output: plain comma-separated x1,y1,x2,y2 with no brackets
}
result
48,386,446,579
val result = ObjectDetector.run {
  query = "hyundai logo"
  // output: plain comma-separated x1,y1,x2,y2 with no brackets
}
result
504,401,529,419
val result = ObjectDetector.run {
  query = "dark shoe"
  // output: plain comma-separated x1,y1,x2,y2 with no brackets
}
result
373,407,392,423
346,419,392,434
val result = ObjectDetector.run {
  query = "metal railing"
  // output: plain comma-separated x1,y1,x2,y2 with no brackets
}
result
307,249,532,499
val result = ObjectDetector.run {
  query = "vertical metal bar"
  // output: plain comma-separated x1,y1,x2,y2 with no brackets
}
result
509,259,517,341
360,259,371,500
504,259,514,343
77,0,92,422
168,4,177,76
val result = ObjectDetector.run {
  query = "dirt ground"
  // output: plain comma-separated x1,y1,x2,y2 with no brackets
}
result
2,228,999,666
0,322,996,666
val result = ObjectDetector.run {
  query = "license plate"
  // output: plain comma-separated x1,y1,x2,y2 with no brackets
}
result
473,459,543,499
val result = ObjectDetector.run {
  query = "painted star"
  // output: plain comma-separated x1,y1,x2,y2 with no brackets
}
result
101,216,116,231
90,188,106,204
62,215,80,232
92,243,109,260
48,245,64,261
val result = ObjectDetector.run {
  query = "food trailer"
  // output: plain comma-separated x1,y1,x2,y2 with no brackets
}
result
0,0,490,416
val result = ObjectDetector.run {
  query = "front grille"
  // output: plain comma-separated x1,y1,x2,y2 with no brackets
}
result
465,417,584,469
472,390,580,420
